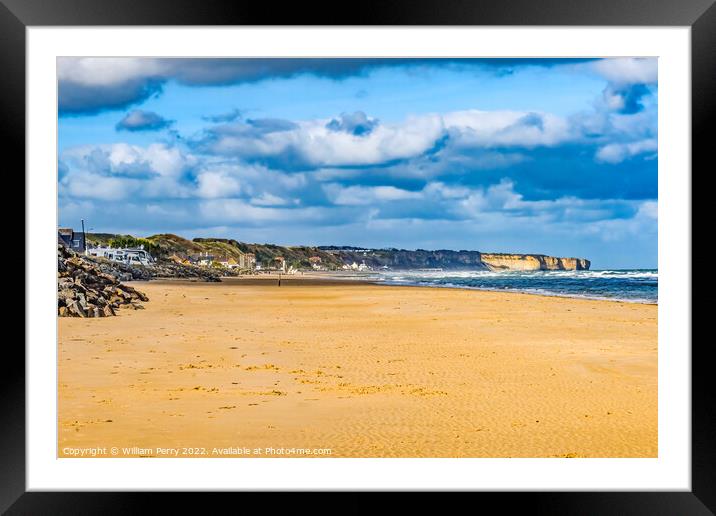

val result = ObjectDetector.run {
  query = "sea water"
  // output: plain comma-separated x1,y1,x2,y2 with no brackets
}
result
372,269,658,304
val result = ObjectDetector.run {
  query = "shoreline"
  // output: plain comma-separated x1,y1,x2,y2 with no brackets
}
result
146,272,659,305
59,279,657,458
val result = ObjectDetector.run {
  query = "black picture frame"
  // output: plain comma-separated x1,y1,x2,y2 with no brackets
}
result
4,0,709,511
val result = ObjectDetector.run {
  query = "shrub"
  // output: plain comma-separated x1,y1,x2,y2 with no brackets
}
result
108,236,159,257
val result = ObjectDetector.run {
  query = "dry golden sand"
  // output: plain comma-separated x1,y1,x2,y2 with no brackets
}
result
58,279,657,458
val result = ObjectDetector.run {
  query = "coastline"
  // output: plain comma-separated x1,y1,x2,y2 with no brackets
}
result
58,279,657,458
216,271,658,305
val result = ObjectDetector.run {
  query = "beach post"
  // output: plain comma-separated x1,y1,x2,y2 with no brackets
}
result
278,272,281,287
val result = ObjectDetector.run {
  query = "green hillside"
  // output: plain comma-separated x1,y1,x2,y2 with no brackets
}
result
86,233,132,246
87,233,342,269
82,232,589,271
145,234,205,257
192,238,343,269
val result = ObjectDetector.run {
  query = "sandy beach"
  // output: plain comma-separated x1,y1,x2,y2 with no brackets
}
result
58,279,657,458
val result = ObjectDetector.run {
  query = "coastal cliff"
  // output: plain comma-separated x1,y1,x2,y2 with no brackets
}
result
480,253,590,271
324,246,590,271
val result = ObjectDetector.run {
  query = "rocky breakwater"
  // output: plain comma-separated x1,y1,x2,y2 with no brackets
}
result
149,258,223,282
480,253,590,271
86,255,223,282
58,245,149,317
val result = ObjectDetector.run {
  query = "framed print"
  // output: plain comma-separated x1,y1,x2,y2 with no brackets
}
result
5,0,712,511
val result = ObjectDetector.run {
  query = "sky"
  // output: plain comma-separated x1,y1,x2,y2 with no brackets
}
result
57,58,658,269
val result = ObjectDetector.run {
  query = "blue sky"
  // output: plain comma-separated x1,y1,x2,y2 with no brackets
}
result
57,58,658,268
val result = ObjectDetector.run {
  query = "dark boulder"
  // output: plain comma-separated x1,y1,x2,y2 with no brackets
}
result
57,245,149,317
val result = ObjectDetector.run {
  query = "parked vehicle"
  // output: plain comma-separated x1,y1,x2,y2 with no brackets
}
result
86,246,155,266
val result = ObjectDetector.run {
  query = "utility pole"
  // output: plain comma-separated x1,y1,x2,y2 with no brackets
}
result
81,219,87,253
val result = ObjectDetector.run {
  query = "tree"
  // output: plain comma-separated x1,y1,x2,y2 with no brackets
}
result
108,236,159,257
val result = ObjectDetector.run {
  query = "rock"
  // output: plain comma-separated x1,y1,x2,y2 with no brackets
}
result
66,300,86,317
66,245,223,283
57,241,227,318
57,245,149,317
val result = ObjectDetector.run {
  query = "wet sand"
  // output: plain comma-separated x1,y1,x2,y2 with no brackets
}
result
58,279,657,458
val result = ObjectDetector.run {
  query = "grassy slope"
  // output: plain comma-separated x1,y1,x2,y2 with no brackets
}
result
84,233,586,270
193,238,343,268
85,233,132,246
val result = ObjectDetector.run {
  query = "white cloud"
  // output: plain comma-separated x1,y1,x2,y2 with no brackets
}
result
456,179,557,217
323,184,423,206
58,141,319,209
591,58,658,85
250,193,293,206
636,200,658,220
602,88,627,111
321,179,640,230
581,199,658,241
57,58,167,87
63,142,196,178
145,144,196,176
201,109,575,170
453,179,642,226
198,199,325,225
61,171,141,201
444,110,570,147
57,199,96,221
421,181,471,199
596,138,657,164
205,114,445,168
59,143,200,201
196,171,242,198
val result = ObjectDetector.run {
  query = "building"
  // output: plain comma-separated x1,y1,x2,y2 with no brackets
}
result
346,260,370,271
274,256,287,272
191,253,215,266
189,251,255,270
233,252,255,269
57,227,86,253
217,257,239,269
308,256,325,270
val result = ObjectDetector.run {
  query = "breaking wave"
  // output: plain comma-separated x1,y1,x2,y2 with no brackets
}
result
372,269,658,304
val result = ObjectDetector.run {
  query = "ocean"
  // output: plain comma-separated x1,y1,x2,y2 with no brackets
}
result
371,269,658,304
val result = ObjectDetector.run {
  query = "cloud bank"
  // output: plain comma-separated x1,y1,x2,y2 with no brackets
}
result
58,57,658,268
58,57,602,115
